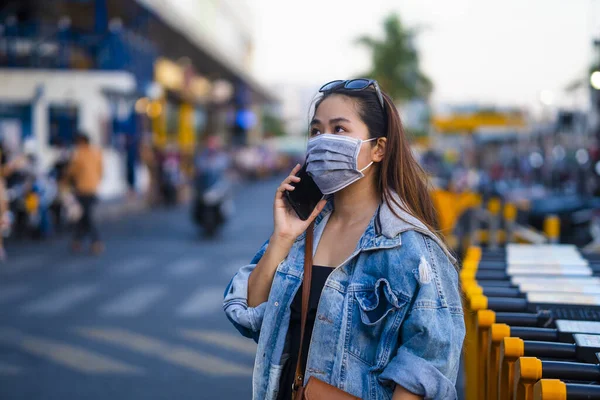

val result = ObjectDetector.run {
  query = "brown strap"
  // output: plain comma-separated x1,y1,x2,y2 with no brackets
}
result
293,221,315,396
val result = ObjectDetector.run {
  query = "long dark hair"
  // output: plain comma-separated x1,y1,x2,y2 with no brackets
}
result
313,86,442,240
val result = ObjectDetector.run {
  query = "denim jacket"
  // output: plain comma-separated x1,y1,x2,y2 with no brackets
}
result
223,194,465,399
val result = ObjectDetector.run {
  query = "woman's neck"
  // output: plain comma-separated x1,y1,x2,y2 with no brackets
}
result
331,179,380,225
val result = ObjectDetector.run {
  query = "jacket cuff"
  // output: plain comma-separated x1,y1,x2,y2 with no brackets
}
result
379,347,457,399
248,302,267,332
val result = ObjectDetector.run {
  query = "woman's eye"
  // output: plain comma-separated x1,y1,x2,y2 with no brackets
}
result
334,125,346,133
310,128,321,136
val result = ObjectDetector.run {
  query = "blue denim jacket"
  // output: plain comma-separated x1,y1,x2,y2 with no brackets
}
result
223,194,465,399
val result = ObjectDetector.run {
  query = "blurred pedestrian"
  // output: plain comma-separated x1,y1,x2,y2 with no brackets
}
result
66,132,104,255
139,134,160,207
224,79,464,399
194,135,230,191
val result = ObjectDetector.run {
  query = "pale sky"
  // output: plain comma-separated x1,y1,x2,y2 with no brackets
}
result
251,0,600,109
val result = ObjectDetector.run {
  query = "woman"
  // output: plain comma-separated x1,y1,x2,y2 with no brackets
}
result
224,79,464,400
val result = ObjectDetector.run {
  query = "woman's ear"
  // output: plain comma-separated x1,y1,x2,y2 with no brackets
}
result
372,137,387,162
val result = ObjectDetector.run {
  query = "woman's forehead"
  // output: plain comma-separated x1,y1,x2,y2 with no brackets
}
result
314,95,359,121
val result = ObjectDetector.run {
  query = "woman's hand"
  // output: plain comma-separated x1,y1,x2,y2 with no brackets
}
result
272,164,327,245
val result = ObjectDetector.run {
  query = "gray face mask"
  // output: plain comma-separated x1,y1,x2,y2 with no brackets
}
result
306,133,376,195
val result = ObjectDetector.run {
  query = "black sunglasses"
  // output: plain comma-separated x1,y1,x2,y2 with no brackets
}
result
319,79,385,109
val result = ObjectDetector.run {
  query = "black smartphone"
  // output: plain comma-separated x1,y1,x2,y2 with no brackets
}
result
284,163,323,221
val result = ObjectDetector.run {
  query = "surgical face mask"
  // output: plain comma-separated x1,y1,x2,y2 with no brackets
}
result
306,133,376,195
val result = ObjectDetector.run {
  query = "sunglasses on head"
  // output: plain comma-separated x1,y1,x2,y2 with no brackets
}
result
319,79,385,110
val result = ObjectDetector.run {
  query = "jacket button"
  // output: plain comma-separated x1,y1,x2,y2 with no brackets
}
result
274,302,279,306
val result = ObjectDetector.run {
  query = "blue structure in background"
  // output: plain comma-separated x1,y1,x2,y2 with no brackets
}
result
0,0,158,93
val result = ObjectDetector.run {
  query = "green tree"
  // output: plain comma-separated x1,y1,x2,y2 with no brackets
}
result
356,13,432,101
262,111,286,138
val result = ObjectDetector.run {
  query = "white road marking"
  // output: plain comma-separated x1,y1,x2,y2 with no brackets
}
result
100,285,166,316
111,257,153,276
179,329,257,356
0,284,30,303
0,361,22,375
22,284,97,314
166,259,205,277
1,255,46,275
0,328,141,374
58,259,98,274
76,327,252,377
222,259,250,277
177,286,224,317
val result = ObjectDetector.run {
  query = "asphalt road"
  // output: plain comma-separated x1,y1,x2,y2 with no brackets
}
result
0,176,280,400
0,175,466,400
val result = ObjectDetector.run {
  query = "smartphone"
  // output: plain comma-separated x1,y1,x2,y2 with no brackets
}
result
284,163,323,221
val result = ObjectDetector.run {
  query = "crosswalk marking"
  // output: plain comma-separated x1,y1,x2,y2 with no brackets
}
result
58,259,98,274
0,361,22,375
111,257,153,276
0,284,30,304
166,259,205,277
1,255,45,275
22,284,98,314
76,327,253,377
100,285,166,316
179,329,257,356
223,259,250,277
177,286,224,317
0,328,141,374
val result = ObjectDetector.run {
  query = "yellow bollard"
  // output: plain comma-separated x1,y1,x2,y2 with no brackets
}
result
466,295,488,400
533,379,567,400
488,197,502,215
498,337,525,400
476,309,496,399
460,268,477,282
504,203,518,243
543,215,560,244
513,357,543,400
466,285,484,299
465,246,482,263
487,323,511,400
462,258,479,272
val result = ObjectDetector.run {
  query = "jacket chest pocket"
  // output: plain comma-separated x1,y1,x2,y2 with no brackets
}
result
347,279,408,367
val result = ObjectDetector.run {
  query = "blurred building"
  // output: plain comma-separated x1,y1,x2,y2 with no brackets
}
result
0,0,277,198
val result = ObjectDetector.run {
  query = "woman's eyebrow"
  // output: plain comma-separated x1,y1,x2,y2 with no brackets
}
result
310,117,351,126
329,117,351,124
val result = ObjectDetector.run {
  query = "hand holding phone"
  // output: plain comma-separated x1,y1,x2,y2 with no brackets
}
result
283,163,324,221
272,164,325,244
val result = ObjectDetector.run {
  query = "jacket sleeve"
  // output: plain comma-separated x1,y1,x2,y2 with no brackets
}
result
223,239,270,343
379,236,465,399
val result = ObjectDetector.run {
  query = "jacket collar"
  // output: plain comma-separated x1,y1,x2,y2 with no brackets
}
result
298,192,457,265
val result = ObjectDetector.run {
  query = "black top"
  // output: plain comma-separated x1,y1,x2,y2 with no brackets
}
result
277,265,333,400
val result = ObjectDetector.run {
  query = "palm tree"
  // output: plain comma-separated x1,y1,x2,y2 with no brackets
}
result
356,13,432,101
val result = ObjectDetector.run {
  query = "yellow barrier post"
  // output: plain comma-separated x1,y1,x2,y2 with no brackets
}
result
504,203,517,244
498,337,525,400
487,323,511,400
533,379,567,400
488,198,502,250
476,309,496,399
513,357,543,400
466,295,488,400
461,247,480,400
544,215,560,244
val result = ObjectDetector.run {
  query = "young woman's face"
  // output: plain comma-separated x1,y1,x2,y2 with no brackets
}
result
310,95,374,170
